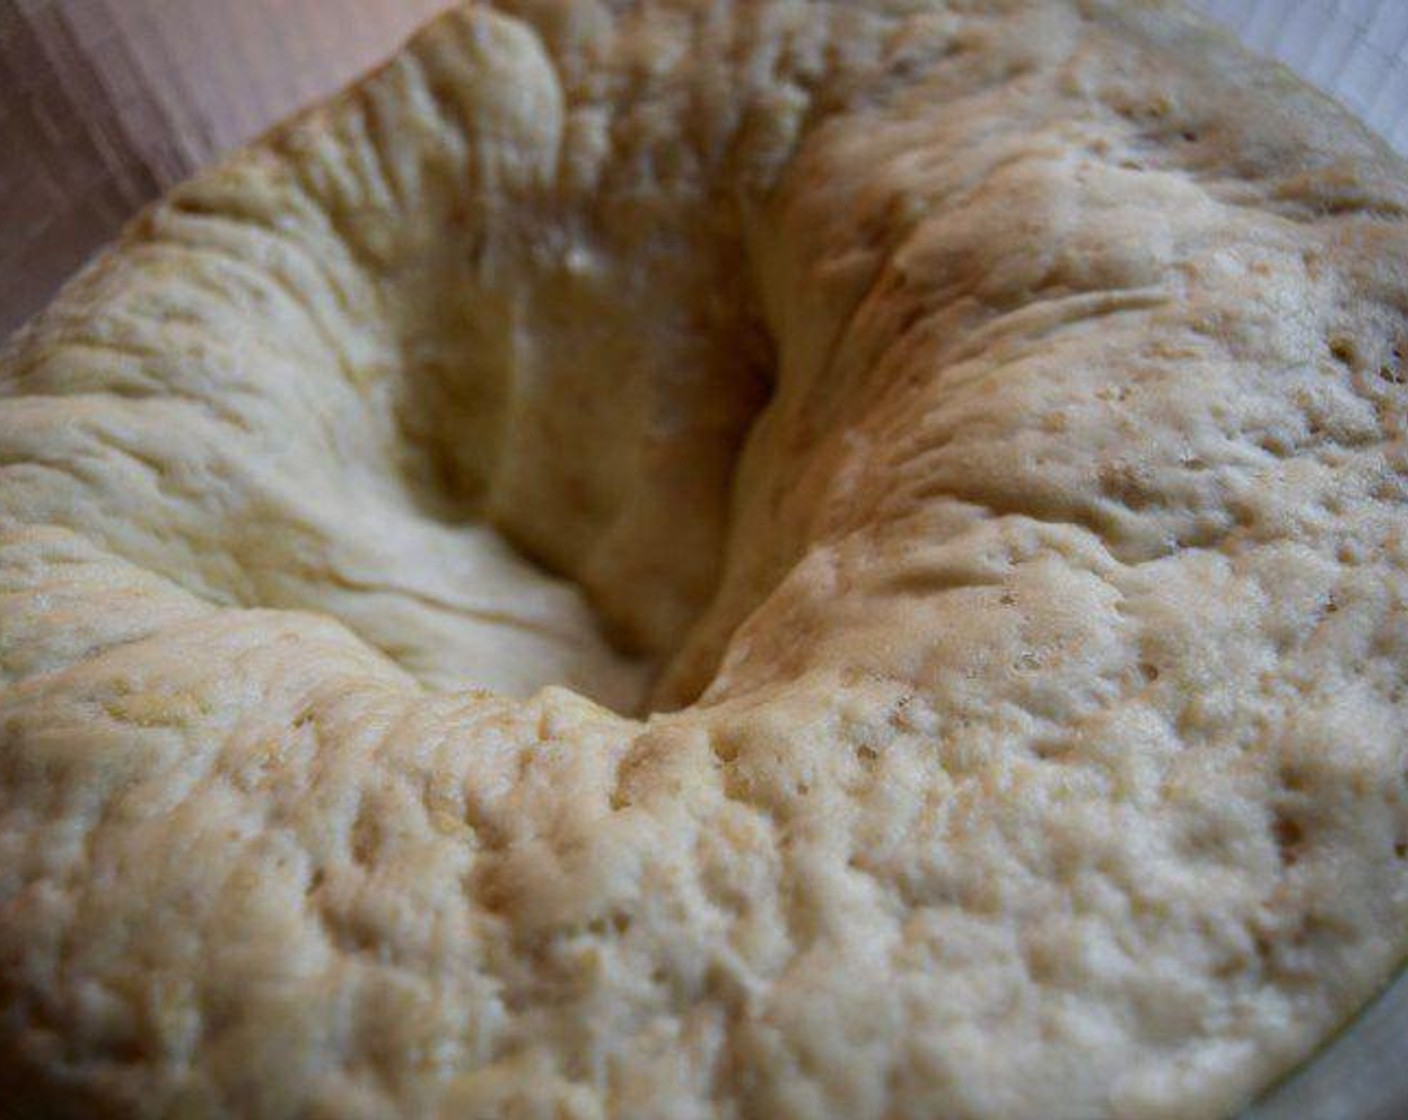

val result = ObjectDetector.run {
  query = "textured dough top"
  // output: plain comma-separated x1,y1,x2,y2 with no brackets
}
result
3,1,1408,1117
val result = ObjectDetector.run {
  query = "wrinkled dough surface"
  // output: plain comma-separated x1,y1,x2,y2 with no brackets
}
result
3,2,1408,1118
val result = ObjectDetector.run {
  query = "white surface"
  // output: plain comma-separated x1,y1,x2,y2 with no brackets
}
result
1195,0,1408,153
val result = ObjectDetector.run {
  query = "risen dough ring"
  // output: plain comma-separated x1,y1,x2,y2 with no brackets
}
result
4,2,1408,1117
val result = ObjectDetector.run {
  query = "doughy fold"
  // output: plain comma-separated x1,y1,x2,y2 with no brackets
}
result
3,2,1408,1117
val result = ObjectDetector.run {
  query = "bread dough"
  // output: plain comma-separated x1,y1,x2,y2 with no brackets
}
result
3,2,1408,1116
